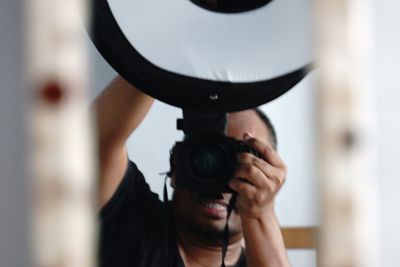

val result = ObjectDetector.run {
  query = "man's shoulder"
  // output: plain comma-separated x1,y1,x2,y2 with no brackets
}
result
99,160,180,267
100,159,164,222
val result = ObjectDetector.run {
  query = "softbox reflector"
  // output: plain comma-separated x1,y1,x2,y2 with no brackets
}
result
90,0,313,111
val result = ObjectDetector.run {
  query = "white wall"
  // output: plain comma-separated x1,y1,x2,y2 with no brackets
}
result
261,73,318,227
375,2,400,266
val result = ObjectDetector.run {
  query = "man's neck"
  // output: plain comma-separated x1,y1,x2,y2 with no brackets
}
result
176,230,243,267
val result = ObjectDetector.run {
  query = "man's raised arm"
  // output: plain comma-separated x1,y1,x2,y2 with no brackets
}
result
92,75,154,207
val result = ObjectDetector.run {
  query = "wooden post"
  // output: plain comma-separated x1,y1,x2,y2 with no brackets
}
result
315,0,380,266
26,0,96,266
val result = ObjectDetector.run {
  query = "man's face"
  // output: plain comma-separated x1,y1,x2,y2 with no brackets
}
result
172,110,272,243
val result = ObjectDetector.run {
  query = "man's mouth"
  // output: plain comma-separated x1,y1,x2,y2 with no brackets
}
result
197,197,229,219
199,200,228,211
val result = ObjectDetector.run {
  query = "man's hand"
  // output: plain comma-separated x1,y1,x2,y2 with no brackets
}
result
228,132,287,219
228,132,290,267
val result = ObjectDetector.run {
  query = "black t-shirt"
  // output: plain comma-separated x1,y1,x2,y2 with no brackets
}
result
100,160,246,267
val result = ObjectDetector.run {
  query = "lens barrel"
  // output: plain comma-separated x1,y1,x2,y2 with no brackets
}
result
189,143,227,178
174,133,259,193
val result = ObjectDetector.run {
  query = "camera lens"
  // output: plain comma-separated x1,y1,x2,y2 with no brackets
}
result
174,133,240,192
189,144,226,179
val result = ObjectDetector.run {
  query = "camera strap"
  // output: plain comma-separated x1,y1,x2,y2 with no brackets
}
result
162,174,239,267
221,192,238,267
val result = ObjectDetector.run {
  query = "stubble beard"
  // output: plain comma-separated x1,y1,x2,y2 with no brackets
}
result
172,190,243,245
174,205,242,245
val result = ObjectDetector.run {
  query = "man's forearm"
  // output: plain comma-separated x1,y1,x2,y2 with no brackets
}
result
241,210,290,267
93,76,154,151
93,75,154,207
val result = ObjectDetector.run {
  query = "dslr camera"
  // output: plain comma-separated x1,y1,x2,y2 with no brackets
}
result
172,109,260,193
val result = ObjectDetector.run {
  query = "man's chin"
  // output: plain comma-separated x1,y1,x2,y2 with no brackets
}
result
192,215,241,241
191,223,226,242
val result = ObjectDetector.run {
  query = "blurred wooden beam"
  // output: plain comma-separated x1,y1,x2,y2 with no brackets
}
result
26,0,96,266
315,0,380,266
281,227,317,249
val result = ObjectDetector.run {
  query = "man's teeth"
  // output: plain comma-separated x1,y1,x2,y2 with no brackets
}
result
203,202,227,211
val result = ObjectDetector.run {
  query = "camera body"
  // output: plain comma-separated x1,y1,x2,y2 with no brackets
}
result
174,133,260,193
172,110,260,193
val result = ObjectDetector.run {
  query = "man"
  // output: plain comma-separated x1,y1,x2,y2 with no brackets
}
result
95,76,290,267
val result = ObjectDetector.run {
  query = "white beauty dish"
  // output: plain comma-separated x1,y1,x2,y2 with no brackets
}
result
91,0,313,111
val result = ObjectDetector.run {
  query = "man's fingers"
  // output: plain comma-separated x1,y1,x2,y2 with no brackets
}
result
236,153,286,187
229,177,276,206
244,134,286,169
234,159,267,188
228,178,258,200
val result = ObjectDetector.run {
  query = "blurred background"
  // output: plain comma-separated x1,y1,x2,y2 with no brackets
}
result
1,0,399,266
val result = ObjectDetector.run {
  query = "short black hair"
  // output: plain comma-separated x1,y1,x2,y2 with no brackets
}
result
254,108,277,150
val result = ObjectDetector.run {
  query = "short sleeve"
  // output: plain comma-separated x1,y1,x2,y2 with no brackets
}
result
99,160,182,267
100,160,151,221
100,160,163,250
